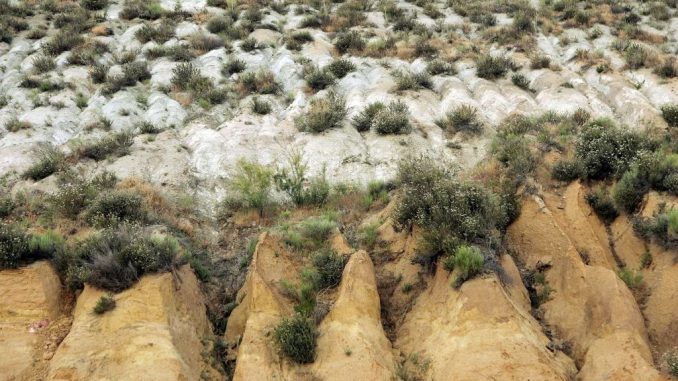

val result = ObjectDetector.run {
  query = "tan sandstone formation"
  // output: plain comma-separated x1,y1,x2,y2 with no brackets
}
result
47,265,217,381
508,187,667,381
396,256,576,381
0,261,62,381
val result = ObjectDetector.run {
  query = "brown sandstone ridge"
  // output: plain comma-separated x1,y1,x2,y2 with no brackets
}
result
396,255,576,381
0,261,64,381
508,188,668,381
226,232,395,380
611,192,678,357
225,232,297,380
47,265,218,381
312,250,395,380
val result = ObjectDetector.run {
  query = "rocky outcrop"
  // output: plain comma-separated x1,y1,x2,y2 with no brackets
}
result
0,261,63,381
47,265,217,381
508,188,667,381
312,251,395,381
396,256,576,381
226,233,394,380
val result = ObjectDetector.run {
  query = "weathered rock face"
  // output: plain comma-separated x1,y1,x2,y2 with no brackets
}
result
47,265,217,381
312,251,395,381
226,233,395,380
508,187,667,381
396,256,576,381
0,261,62,381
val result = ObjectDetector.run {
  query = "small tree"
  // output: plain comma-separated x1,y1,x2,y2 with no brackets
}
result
230,159,275,215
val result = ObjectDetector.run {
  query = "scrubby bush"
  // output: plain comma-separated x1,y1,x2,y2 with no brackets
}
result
618,267,643,289
206,15,232,34
0,224,30,269
426,59,456,76
299,216,336,245
551,159,582,182
312,249,345,289
190,33,224,52
135,22,175,43
295,91,347,133
274,315,317,364
661,104,678,127
22,144,65,181
373,101,411,135
476,55,513,80
240,37,258,52
237,71,280,95
326,58,355,79
32,55,55,74
119,0,164,20
227,159,275,215
511,73,530,90
223,58,246,75
334,31,365,54
575,119,655,180
530,55,551,69
274,152,330,206
392,70,432,91
93,294,116,314
85,190,146,227
613,167,647,214
81,0,109,10
352,102,385,132
395,157,498,266
43,30,83,56
119,234,177,273
251,97,272,115
586,188,619,224
90,63,109,84
435,104,483,134
80,131,134,161
304,65,335,91
452,245,484,287
0,197,14,218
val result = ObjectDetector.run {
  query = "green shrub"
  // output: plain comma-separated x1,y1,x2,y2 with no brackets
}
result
392,70,432,91
22,144,65,181
435,104,483,134
228,159,275,215
206,16,232,34
326,58,355,79
119,0,164,20
426,59,456,76
512,10,534,33
373,101,411,135
274,315,317,364
476,55,513,80
0,224,30,269
93,294,116,314
80,131,134,161
223,58,246,75
237,71,280,95
586,188,618,224
613,167,647,214
352,102,385,132
618,267,643,289
395,157,498,265
661,104,678,127
295,91,346,133
135,22,175,43
4,117,30,132
304,65,335,91
29,230,65,260
190,33,224,52
452,245,484,287
81,0,109,10
666,350,678,377
552,159,582,182
32,55,55,74
85,191,146,227
90,63,109,84
240,37,258,52
511,73,530,90
274,152,329,206
0,197,14,218
42,30,83,56
119,234,177,273
312,249,345,289
299,216,336,246
575,120,654,180
251,97,272,115
334,31,365,54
